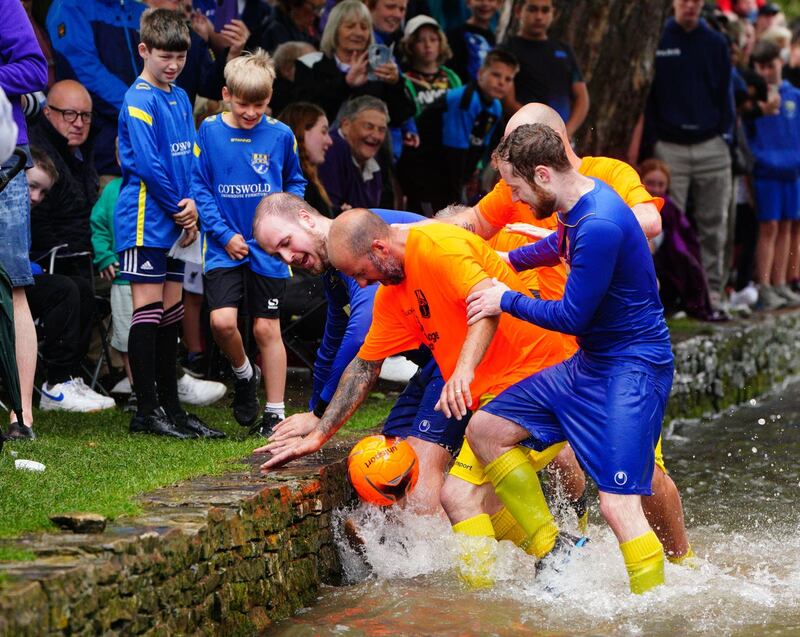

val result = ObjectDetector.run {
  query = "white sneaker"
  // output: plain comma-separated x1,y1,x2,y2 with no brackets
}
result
71,377,116,409
730,283,758,308
111,376,132,394
40,380,109,413
177,374,227,406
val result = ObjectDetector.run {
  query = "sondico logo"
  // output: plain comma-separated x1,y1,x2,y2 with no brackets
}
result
171,140,192,156
217,183,272,198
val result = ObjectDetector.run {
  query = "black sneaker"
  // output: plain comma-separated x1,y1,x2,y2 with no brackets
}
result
181,353,207,379
536,532,589,576
250,411,281,438
232,364,261,427
3,421,36,441
130,407,194,439
171,411,226,439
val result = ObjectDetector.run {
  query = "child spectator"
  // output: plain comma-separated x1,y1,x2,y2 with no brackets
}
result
747,39,800,309
401,16,462,118
446,0,499,84
115,8,224,439
192,50,306,437
397,48,517,214
25,147,116,412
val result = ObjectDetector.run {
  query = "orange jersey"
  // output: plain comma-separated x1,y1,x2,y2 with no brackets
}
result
477,155,664,302
488,229,540,292
358,223,566,409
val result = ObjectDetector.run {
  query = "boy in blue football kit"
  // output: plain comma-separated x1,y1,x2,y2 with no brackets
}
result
192,50,306,436
466,124,674,594
115,9,223,439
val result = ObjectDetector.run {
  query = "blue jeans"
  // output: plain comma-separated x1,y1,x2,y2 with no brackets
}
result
0,169,32,286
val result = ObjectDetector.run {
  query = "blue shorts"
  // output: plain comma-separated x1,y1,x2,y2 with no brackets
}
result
118,247,185,284
382,357,468,455
481,351,674,495
0,170,33,286
754,177,800,222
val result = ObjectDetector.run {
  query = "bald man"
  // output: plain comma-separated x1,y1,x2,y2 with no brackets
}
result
440,103,692,563
28,80,98,262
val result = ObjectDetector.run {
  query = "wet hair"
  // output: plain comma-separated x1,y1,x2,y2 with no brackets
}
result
320,0,374,57
337,95,390,125
751,38,781,64
638,158,671,190
254,191,324,227
140,8,191,52
224,49,276,102
279,102,332,208
493,123,571,182
481,48,519,73
29,146,59,183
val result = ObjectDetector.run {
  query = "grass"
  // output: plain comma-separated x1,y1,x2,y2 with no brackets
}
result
0,384,393,543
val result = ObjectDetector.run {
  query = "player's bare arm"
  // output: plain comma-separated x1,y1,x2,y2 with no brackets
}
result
435,278,501,419
438,204,500,240
632,202,662,238
258,356,383,471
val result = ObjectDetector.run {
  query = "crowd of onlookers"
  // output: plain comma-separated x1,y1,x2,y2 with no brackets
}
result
2,0,800,439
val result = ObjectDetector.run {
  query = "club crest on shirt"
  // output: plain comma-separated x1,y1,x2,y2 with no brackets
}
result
414,289,430,318
250,153,269,175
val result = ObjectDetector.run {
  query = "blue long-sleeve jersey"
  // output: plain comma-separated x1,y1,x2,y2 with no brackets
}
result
746,80,800,180
504,179,672,366
192,113,306,277
310,208,425,410
115,79,196,252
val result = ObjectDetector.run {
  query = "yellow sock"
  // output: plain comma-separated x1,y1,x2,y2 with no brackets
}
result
620,530,665,594
490,507,527,546
667,545,696,566
452,514,496,589
485,447,558,559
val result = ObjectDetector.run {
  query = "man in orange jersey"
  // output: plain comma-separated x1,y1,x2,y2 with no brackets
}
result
262,208,570,586
439,103,692,563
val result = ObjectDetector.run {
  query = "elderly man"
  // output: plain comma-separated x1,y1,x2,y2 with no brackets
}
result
319,96,389,214
28,80,98,272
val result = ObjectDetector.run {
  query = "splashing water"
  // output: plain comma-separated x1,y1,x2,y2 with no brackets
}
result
274,384,800,637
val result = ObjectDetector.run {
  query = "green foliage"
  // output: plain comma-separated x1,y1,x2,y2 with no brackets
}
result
775,0,800,20
0,546,36,562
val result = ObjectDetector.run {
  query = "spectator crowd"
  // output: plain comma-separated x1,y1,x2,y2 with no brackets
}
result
2,0,800,440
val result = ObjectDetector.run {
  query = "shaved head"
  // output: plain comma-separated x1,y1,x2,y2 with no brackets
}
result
45,80,93,148
504,102,580,167
48,80,92,108
329,209,405,286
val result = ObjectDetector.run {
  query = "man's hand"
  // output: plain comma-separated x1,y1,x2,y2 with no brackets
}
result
179,226,199,247
174,198,198,228
225,233,250,260
373,60,399,84
268,411,320,442
345,51,369,87
403,131,420,148
466,278,510,325
257,429,327,472
504,223,554,240
435,367,473,420
100,263,118,281
220,19,250,59
190,10,214,42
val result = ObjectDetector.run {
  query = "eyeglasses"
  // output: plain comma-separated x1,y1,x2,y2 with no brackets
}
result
48,105,93,124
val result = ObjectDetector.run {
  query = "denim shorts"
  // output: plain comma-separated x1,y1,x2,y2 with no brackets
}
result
0,169,33,286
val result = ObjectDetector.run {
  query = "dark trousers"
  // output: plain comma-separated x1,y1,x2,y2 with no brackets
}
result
26,273,95,385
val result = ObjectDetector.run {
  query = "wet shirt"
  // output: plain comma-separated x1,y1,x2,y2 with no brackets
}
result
358,223,566,409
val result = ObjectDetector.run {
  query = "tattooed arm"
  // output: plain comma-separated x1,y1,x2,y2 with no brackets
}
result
259,356,383,471
438,204,499,240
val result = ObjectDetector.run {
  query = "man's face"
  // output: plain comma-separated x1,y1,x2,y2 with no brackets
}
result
477,61,516,100
44,90,92,148
255,212,329,275
754,57,782,86
341,109,388,165
222,87,270,130
336,249,404,287
517,0,553,40
498,160,557,219
371,0,407,34
467,0,500,24
26,165,55,207
673,0,702,30
139,45,188,86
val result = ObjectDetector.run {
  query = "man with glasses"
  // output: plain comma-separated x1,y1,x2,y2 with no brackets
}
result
28,79,99,276
258,0,323,53
500,0,589,137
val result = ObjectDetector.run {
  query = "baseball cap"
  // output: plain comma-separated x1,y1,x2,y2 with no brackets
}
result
758,3,780,17
403,15,441,40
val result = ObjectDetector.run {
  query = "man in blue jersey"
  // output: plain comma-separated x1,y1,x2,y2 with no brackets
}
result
116,9,223,439
465,124,674,594
251,193,467,512
192,50,306,437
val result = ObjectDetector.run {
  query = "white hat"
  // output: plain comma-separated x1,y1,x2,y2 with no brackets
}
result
403,15,441,40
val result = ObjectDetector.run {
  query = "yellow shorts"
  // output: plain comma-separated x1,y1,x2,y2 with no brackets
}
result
655,436,666,474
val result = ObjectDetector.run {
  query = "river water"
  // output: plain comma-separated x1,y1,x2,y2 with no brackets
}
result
274,383,800,637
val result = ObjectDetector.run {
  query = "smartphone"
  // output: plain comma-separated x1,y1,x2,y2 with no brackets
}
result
367,43,393,81
213,0,237,32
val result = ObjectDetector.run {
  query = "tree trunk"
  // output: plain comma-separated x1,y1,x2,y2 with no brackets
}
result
548,0,673,158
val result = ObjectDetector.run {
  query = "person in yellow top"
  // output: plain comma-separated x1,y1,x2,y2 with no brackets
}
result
440,103,692,564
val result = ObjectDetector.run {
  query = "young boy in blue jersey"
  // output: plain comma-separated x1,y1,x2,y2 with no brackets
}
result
116,9,224,439
747,40,800,310
466,124,675,594
398,49,518,214
192,50,306,436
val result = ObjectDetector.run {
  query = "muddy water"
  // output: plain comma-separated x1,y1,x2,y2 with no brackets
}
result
274,383,800,637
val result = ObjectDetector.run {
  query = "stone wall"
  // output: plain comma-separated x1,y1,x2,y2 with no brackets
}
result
0,449,355,636
1,310,799,635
